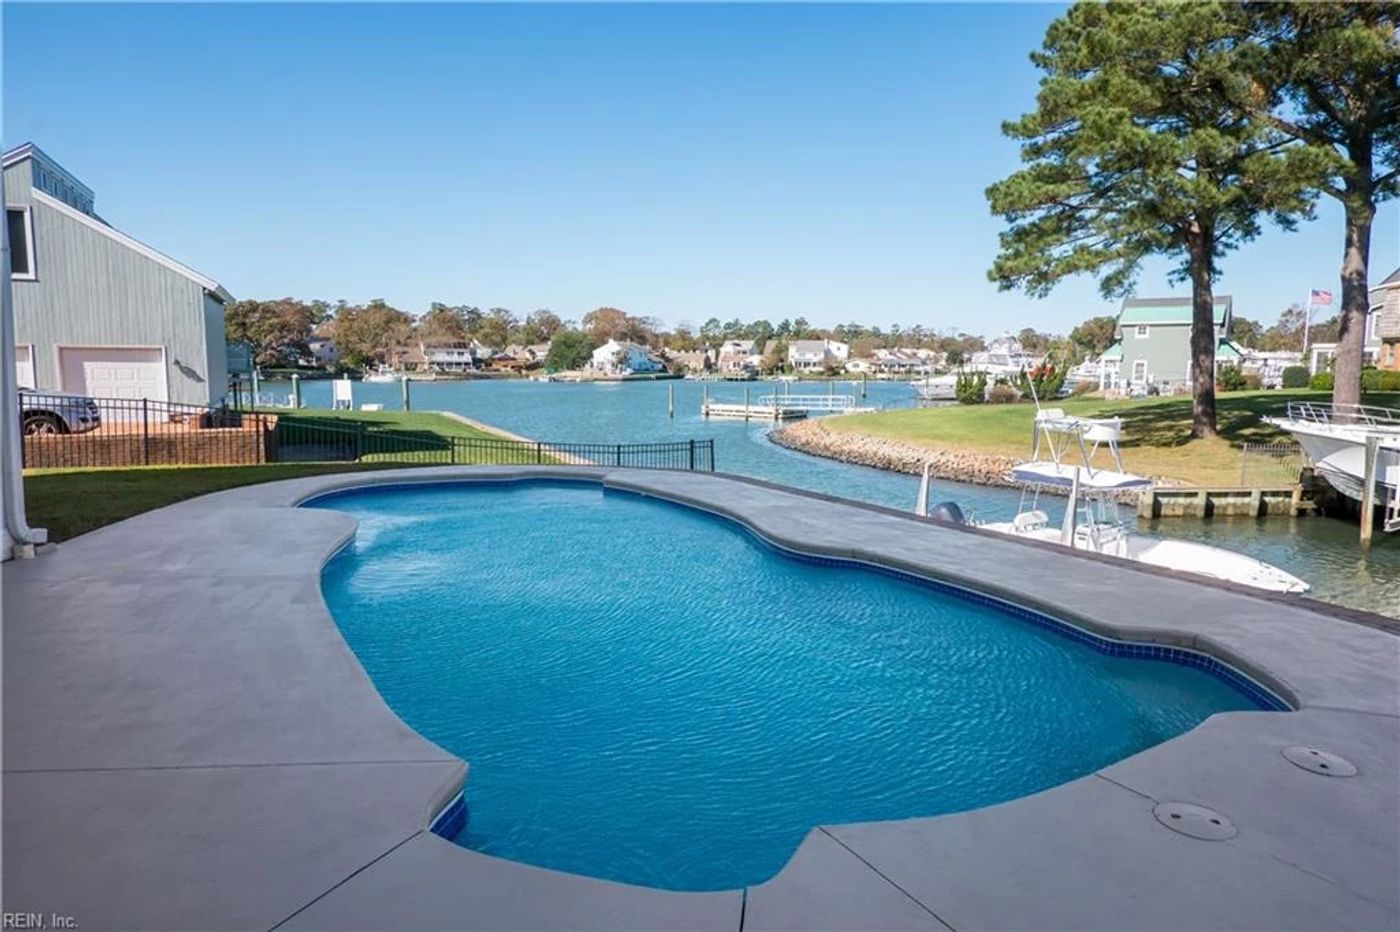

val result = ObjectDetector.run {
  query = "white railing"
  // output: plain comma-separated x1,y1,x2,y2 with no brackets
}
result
1284,402,1400,428
756,394,858,411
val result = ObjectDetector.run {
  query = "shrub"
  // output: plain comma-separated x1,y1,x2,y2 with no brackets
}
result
1242,373,1262,391
1071,379,1098,396
1016,360,1068,400
1281,365,1310,389
1361,368,1400,392
1310,372,1334,391
954,369,987,405
1216,365,1247,392
987,383,1021,404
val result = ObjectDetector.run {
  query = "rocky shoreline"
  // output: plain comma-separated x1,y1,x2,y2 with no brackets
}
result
770,418,1023,489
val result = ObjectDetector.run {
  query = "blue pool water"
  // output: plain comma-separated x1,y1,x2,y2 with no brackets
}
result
273,377,1400,616
311,481,1268,891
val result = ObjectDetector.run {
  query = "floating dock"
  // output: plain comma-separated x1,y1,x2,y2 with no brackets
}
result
701,394,874,421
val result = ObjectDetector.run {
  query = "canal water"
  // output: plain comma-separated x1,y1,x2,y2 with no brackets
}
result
278,377,1398,617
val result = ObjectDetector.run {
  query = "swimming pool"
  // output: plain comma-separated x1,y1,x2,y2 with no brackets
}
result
310,480,1276,891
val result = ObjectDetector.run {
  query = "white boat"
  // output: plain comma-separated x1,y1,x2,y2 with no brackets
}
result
363,367,404,383
910,374,957,400
913,408,1311,594
1265,402,1400,532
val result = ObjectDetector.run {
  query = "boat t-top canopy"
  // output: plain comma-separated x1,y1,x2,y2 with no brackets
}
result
1011,461,1154,491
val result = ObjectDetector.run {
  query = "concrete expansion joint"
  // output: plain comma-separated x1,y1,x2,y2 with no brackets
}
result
266,830,425,932
814,828,958,931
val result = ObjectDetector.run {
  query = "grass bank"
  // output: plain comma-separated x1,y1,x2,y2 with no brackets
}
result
24,408,518,542
824,390,1400,488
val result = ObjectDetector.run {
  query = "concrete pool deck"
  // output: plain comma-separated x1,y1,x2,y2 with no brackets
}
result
3,465,1397,930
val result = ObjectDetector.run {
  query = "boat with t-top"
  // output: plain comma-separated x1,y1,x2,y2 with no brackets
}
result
915,406,1310,594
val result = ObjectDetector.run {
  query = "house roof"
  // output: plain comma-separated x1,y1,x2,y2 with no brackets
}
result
788,340,827,353
1119,296,1231,326
1217,339,1244,360
28,188,234,303
1379,267,1400,287
1100,342,1123,361
2,142,95,204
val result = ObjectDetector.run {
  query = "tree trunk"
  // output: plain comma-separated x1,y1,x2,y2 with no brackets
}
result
1187,225,1218,439
1331,187,1374,415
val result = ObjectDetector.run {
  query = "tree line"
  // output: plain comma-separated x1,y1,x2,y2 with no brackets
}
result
988,1,1398,437
226,297,999,374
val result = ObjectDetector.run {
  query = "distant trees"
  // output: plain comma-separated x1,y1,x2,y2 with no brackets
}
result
224,298,330,367
1069,316,1118,357
517,309,564,345
988,1,1328,438
330,299,414,368
545,330,594,372
417,304,472,344
474,308,519,351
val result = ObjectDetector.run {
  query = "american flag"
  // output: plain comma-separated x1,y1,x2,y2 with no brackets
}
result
1309,289,1334,305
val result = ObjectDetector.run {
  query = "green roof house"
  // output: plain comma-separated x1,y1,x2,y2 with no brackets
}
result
1097,296,1243,393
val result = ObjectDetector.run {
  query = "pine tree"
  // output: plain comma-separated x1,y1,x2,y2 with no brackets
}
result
988,1,1327,437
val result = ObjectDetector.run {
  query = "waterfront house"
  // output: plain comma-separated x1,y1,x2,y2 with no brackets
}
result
1097,296,1242,393
1374,267,1400,371
5,143,233,405
1239,349,1304,389
668,349,712,374
716,339,760,374
305,337,339,368
421,341,479,372
787,339,849,372
589,339,664,375
1310,267,1400,373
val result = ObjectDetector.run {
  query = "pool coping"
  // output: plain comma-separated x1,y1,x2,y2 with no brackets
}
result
4,465,1398,930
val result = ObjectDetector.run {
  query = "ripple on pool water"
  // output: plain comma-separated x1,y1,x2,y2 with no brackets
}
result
312,482,1265,891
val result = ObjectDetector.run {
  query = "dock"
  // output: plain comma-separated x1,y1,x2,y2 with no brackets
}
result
1137,486,1315,519
701,394,873,421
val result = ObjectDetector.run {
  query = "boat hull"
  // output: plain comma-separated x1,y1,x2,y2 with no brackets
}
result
1270,421,1400,504
979,522,1309,594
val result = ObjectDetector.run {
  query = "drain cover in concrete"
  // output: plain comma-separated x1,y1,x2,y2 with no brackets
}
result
1282,746,1358,777
1153,802,1237,840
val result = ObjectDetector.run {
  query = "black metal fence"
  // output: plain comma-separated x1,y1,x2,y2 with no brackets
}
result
272,414,714,470
20,393,273,469
19,393,715,473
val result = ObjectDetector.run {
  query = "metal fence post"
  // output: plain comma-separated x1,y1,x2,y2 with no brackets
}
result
615,444,623,467
688,439,695,471
536,441,543,464
356,421,366,461
141,398,150,466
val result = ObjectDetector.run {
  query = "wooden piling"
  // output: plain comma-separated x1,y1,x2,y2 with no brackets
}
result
1361,435,1379,547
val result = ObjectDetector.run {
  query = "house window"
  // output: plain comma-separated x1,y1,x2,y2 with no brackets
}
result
7,207,35,279
1132,360,1148,382
1134,325,1149,338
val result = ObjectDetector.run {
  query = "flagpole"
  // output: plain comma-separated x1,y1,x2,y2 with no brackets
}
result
1302,290,1313,363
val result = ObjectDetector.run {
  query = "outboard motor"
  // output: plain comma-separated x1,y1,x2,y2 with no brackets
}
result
926,501,966,525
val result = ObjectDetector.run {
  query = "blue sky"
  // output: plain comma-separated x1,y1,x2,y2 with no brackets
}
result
3,3,1396,336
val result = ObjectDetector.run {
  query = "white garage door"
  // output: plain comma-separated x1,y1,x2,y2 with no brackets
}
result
13,345,34,389
59,347,167,402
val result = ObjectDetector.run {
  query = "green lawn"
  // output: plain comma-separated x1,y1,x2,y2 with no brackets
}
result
24,462,411,543
828,390,1400,488
24,408,537,542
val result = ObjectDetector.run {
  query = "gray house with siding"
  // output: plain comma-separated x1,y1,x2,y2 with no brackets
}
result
1098,296,1241,393
5,143,232,406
